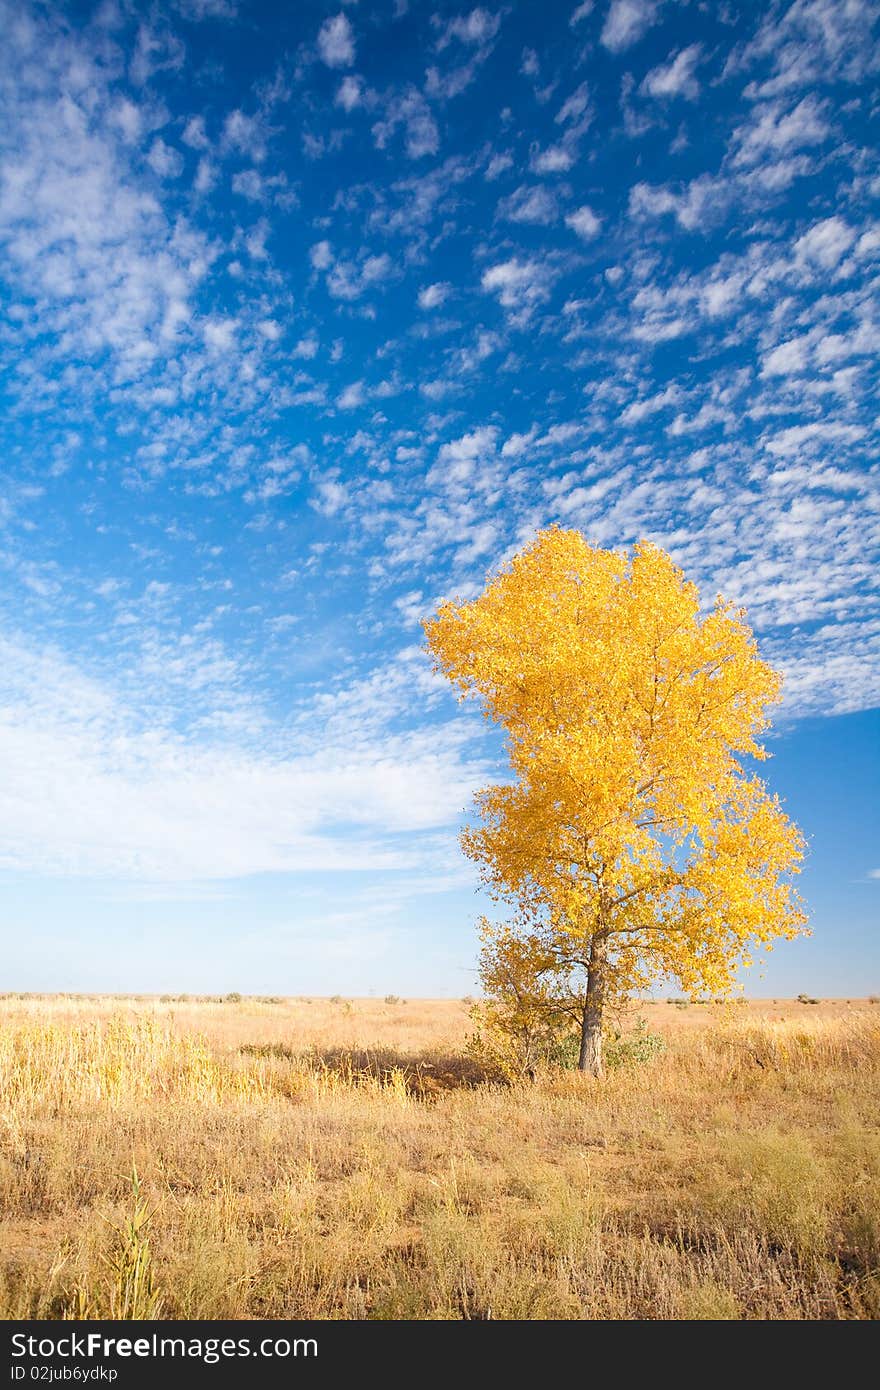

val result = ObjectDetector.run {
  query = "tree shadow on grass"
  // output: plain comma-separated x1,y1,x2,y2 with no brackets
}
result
239,1042,494,1096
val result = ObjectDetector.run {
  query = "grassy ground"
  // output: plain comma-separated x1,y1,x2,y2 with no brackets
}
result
0,994,878,1320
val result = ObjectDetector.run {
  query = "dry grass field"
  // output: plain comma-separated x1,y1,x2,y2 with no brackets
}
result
1,993,878,1321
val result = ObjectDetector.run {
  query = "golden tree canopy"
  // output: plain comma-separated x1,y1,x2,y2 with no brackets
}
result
424,527,807,1006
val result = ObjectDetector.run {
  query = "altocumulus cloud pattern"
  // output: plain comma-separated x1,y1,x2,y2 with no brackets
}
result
0,0,878,884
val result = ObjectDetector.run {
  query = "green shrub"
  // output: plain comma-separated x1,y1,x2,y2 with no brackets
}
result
605,1018,666,1068
549,1017,666,1071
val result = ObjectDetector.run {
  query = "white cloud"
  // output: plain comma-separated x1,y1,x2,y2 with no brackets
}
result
111,98,144,144
245,219,269,259
485,152,513,179
456,519,498,563
738,0,880,96
310,239,334,270
130,25,184,86
176,0,238,17
619,384,680,424
418,282,451,310
531,145,575,174
361,253,392,285
566,205,601,239
762,422,866,458
203,317,238,351
629,174,729,232
194,157,216,192
0,636,487,881
501,426,538,458
317,13,355,69
182,115,209,149
373,89,439,159
732,96,829,167
556,81,591,125
336,380,365,409
222,109,268,161
439,8,501,48
432,427,501,489
0,29,221,389
761,335,811,377
311,477,349,514
601,0,660,53
147,138,184,177
794,216,856,269
335,75,362,111
481,257,558,323
437,426,498,470
419,378,454,401
232,169,264,200
498,184,558,225
641,44,702,101
325,252,393,301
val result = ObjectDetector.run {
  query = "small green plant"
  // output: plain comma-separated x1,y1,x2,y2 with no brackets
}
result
547,1017,666,1072
605,1018,667,1068
667,997,690,1009
223,992,243,1004
104,1166,164,1320
384,995,401,1005
796,993,820,1005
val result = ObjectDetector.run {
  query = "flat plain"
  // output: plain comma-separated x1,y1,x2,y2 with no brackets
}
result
1,993,878,1320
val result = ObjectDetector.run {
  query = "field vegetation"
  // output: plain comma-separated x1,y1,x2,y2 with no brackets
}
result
1,994,878,1320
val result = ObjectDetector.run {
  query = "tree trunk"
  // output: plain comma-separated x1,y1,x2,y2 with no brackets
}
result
578,933,607,1077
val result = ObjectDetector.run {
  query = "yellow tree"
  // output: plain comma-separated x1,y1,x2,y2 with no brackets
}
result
424,527,807,1077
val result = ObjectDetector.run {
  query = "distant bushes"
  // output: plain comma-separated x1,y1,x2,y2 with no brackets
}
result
155,993,284,1005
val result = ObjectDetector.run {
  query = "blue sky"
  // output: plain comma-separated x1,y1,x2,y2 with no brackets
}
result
0,0,878,997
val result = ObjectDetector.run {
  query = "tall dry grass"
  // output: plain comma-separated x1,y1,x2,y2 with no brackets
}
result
0,996,878,1320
